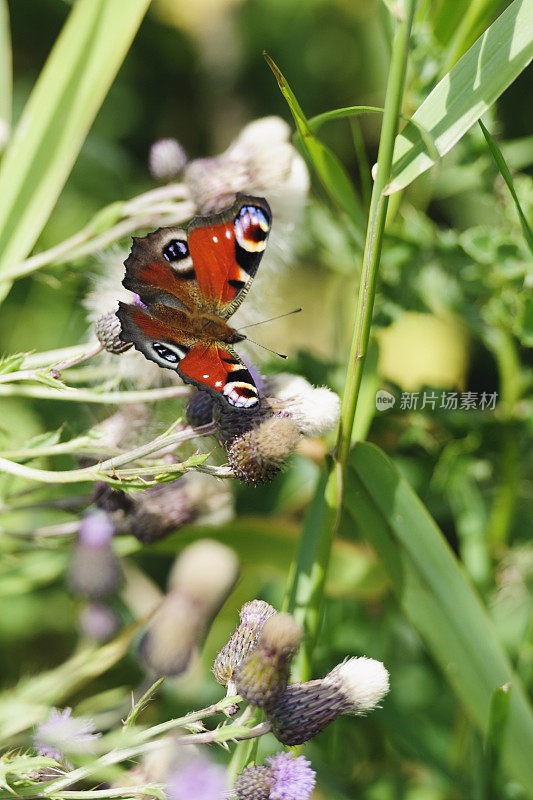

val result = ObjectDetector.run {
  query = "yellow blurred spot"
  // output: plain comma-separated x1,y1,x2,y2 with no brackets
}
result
378,312,468,391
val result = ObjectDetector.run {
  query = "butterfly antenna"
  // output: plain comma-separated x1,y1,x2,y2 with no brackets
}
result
246,337,287,359
238,307,302,331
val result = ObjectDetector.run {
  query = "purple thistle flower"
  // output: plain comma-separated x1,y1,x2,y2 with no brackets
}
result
34,708,101,762
166,756,227,800
266,752,316,800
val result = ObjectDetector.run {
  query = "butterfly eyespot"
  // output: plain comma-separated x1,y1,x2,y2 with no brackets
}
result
163,239,189,262
235,206,270,254
152,341,187,363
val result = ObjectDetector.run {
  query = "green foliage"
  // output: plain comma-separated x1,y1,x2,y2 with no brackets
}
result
0,1,532,799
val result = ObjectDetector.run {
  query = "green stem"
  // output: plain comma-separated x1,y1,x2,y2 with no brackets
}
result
284,0,417,684
0,423,217,485
336,0,416,470
0,383,191,404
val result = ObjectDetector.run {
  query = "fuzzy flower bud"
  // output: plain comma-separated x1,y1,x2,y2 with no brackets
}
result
324,656,390,712
213,599,277,693
265,373,341,437
235,753,316,800
149,137,188,181
228,415,301,485
183,117,308,217
235,613,302,707
95,311,132,354
140,540,239,676
266,656,389,745
67,511,122,599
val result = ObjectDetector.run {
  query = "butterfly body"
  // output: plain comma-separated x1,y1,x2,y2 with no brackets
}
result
117,194,271,409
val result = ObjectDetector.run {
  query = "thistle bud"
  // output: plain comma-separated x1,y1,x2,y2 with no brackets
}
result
149,137,188,181
235,753,316,800
234,765,272,800
266,656,390,745
129,483,193,544
213,599,277,692
95,311,132,354
68,511,122,599
168,539,239,613
140,540,239,676
235,613,302,707
139,591,204,676
185,390,215,428
227,415,301,485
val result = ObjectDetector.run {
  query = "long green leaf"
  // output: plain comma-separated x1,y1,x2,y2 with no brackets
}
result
386,0,533,194
264,53,366,233
479,119,533,255
0,0,151,286
345,442,533,792
0,0,11,143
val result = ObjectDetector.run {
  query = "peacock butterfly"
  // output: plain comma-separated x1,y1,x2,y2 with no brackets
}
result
116,193,271,409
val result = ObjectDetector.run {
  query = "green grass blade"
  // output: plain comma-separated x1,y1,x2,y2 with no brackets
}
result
345,442,533,792
479,119,533,255
386,0,533,195
478,683,512,800
0,0,11,145
0,0,151,284
307,105,384,133
265,53,365,232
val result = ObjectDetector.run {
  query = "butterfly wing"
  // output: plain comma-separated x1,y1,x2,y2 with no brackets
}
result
121,194,271,318
117,303,260,408
186,193,272,318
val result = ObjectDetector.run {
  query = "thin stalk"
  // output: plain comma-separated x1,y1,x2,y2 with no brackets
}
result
0,423,217,485
284,0,417,686
2,186,193,282
0,383,191,403
336,0,416,470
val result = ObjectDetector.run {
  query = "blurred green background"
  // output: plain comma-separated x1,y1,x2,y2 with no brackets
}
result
1,1,532,798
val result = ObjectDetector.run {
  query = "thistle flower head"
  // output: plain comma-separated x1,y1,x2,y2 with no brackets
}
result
166,754,227,800
227,415,301,485
139,591,204,676
95,311,132,354
183,117,308,221
266,679,346,745
265,656,390,745
149,137,188,181
266,373,341,438
266,752,316,800
240,599,277,628
235,753,315,800
325,656,390,712
34,708,101,763
234,764,273,800
121,473,233,543
168,539,239,610
213,599,277,690
235,613,302,707
141,540,239,676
